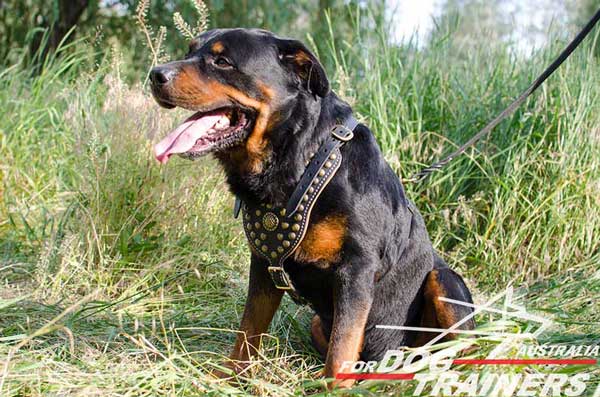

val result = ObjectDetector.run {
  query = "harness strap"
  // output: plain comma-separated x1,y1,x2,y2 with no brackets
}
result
285,116,358,217
236,115,359,305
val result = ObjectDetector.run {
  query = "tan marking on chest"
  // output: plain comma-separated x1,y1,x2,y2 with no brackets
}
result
294,215,347,265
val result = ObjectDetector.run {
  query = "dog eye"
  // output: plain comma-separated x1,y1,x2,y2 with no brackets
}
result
213,56,233,69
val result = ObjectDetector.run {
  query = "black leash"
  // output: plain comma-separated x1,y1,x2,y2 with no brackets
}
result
405,8,600,184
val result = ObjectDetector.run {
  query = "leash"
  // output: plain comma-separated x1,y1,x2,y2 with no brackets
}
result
404,7,600,184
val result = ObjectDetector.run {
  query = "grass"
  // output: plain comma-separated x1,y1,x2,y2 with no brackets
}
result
1,13,599,396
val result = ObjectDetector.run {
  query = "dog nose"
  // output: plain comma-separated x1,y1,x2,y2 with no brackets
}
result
150,66,177,85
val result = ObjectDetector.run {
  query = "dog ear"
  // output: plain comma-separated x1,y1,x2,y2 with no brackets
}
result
276,39,330,97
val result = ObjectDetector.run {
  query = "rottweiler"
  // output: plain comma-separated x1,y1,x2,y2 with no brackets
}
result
150,28,475,388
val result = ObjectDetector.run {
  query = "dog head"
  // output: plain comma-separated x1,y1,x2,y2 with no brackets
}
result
150,28,330,173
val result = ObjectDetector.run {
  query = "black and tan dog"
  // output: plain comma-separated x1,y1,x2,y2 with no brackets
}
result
150,28,475,388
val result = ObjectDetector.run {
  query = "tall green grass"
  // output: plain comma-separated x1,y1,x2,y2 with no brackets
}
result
1,14,599,396
327,22,600,285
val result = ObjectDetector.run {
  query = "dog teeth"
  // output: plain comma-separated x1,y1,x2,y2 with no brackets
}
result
215,118,230,129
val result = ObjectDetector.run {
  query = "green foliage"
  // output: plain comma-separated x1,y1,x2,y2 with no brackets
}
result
0,0,367,81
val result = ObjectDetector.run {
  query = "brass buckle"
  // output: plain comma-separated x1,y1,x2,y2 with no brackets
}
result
331,125,354,142
268,266,293,290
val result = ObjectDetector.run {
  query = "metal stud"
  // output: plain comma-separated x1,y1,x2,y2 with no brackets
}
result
280,208,286,216
288,232,297,240
271,251,277,259
260,233,267,240
302,195,309,202
261,245,268,252
282,222,289,229
254,239,261,246
255,210,262,216
298,205,305,212
262,212,278,231
308,187,315,194
313,178,320,185
254,222,261,229
294,214,302,221
277,246,284,253
266,204,272,209
250,231,256,238
330,153,337,160
324,161,332,168
283,240,291,248
244,213,250,220
309,152,315,158
277,233,284,241
318,170,325,177
246,223,252,230
292,224,300,232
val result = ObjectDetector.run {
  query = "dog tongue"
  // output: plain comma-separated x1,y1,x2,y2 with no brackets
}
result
154,112,230,164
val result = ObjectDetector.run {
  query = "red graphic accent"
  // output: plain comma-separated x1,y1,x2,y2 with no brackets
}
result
335,359,596,380
335,373,415,380
453,359,597,365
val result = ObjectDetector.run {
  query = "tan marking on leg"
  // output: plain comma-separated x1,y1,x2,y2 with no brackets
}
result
413,270,459,346
228,289,283,369
310,314,329,357
325,306,369,389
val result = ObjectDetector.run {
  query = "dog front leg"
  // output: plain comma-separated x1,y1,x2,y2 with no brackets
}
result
225,256,284,375
325,265,374,389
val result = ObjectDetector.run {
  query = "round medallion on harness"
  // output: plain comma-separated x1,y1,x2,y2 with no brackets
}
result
262,212,279,231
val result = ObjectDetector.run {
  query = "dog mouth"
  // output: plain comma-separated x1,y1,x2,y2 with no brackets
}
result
154,107,253,164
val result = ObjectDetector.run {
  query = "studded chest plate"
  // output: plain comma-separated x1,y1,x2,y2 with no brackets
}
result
236,116,359,302
242,147,343,268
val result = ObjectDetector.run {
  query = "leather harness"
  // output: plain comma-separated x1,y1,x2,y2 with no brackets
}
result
234,115,359,305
